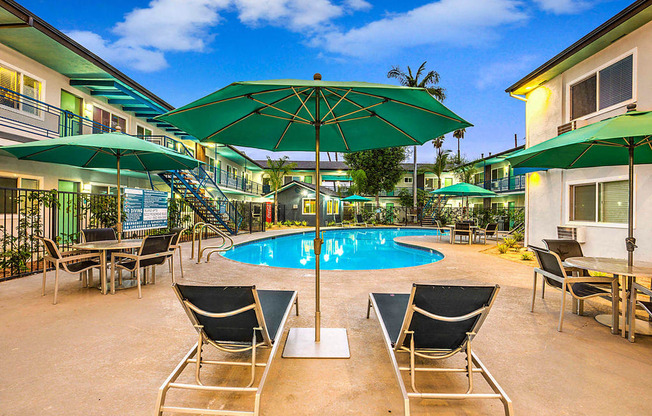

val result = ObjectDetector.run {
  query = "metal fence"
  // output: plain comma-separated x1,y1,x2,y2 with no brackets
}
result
0,187,265,281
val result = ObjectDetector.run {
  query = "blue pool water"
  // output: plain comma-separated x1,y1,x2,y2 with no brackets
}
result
221,228,444,270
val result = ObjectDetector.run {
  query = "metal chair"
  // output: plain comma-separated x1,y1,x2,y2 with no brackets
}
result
155,284,298,416
529,246,619,332
111,234,174,298
81,228,117,242
451,222,471,244
355,213,368,227
433,219,449,241
168,227,185,279
476,223,498,244
39,237,102,304
629,280,652,342
367,284,512,416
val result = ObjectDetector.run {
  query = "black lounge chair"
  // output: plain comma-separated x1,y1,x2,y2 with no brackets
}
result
529,246,619,333
355,213,368,227
155,284,298,416
367,284,512,416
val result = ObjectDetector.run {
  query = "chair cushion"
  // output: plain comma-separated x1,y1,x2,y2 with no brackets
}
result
66,260,101,273
257,290,297,342
117,255,168,271
570,282,610,298
370,293,410,346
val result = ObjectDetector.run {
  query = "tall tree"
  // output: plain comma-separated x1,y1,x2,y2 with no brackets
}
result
387,61,446,209
432,150,451,189
432,136,445,157
453,128,466,161
264,156,297,224
344,147,406,208
348,169,367,196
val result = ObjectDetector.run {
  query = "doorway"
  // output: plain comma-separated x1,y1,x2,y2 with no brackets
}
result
59,90,83,137
58,180,80,243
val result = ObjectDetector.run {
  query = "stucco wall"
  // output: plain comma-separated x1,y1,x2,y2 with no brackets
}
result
522,20,652,260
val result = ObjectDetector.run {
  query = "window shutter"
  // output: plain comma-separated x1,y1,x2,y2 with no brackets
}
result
571,75,597,120
599,180,628,223
599,55,633,110
572,184,596,221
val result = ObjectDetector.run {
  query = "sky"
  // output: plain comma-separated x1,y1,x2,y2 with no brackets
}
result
21,0,634,164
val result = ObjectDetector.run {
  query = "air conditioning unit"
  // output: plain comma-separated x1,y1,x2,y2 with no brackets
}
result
557,226,586,243
557,119,589,136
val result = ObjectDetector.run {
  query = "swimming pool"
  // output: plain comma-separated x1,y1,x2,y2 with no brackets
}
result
221,228,444,270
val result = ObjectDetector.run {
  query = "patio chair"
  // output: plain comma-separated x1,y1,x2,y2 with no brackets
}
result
155,284,298,416
111,234,174,298
475,223,498,244
355,213,368,227
81,227,117,242
451,222,472,245
39,237,102,305
366,284,512,416
433,219,449,241
529,246,619,332
628,280,652,342
168,227,185,279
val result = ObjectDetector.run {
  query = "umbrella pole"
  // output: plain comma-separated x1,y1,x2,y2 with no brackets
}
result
627,143,636,266
116,154,122,242
314,114,322,342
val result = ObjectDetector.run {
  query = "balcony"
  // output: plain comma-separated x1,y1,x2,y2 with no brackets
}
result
479,174,525,193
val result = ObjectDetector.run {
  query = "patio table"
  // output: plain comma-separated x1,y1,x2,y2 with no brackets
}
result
446,225,479,244
73,239,142,295
564,256,652,341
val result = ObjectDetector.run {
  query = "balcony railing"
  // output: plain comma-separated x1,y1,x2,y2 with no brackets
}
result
480,174,525,193
204,165,265,195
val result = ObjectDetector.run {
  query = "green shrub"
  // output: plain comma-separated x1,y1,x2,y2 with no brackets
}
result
293,221,301,226
327,221,336,226
283,220,292,226
512,231,524,242
520,251,533,261
301,221,307,226
497,244,509,254
503,237,518,249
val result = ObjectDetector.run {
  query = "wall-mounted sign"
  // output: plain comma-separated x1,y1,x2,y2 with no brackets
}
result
123,188,168,232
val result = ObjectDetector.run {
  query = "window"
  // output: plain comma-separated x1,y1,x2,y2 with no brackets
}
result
20,178,39,190
304,175,312,184
404,177,413,183
0,177,18,214
570,180,628,223
491,168,504,181
302,198,316,215
472,173,484,185
570,54,633,120
0,64,43,116
445,178,453,187
136,125,152,137
425,178,434,188
93,107,126,133
327,200,339,215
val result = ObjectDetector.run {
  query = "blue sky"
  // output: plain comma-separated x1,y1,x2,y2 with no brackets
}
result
23,0,633,163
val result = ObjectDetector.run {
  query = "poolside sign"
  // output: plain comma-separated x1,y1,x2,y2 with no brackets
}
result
123,188,168,232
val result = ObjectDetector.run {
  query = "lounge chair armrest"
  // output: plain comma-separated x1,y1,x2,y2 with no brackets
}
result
112,252,139,261
136,252,173,261
567,276,618,284
61,253,102,263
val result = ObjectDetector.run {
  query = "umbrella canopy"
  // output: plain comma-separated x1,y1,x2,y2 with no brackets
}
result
0,133,202,171
0,133,203,239
157,75,471,356
430,182,497,197
155,78,471,151
505,110,652,265
342,194,371,202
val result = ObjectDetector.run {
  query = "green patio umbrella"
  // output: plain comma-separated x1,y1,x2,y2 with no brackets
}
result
0,133,203,239
343,194,371,216
505,109,652,266
430,182,496,219
156,74,471,357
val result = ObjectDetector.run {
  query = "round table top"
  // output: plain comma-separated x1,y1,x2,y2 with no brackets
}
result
564,256,652,278
73,239,142,251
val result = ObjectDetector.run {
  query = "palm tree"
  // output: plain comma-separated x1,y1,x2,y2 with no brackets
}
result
388,61,446,209
432,150,451,189
453,128,466,161
264,156,297,224
432,136,445,157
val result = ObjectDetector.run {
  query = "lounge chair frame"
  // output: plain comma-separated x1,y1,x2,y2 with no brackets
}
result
367,285,512,416
155,285,298,416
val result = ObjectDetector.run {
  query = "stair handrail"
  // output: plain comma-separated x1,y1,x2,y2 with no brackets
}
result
192,222,234,263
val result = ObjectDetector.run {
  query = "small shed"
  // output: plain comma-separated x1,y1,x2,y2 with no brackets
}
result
264,181,342,226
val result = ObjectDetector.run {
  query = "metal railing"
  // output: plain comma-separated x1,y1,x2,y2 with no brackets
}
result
0,86,116,139
477,175,525,193
191,222,234,263
204,165,265,195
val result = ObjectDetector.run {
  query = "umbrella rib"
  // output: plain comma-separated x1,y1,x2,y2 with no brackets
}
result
324,88,419,143
329,87,466,123
248,96,312,124
82,149,102,168
322,100,389,124
157,86,296,117
322,115,375,125
568,144,594,168
634,135,652,147
12,144,66,159
257,112,313,125
274,89,316,150
592,140,627,148
291,87,315,121
319,89,350,151
321,89,351,122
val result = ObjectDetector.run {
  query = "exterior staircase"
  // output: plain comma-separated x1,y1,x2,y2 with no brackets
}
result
420,195,449,226
143,135,241,235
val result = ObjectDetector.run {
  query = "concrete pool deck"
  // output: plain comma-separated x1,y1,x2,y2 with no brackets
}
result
1,228,651,415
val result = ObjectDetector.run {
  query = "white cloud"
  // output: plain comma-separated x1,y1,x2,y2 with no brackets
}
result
67,30,168,72
344,0,372,11
476,55,539,89
234,0,343,30
313,0,528,59
534,0,593,14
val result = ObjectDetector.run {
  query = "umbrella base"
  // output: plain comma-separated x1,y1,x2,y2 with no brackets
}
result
595,314,652,335
282,328,350,359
